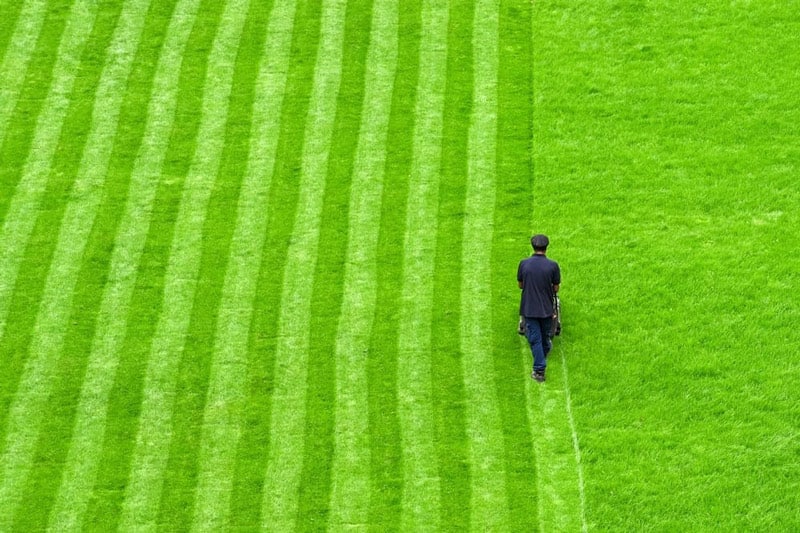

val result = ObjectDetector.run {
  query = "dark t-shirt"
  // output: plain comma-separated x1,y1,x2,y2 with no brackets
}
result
517,254,561,318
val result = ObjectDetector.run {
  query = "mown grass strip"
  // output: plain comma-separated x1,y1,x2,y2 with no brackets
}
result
0,0,25,61
116,0,250,528
0,0,124,449
0,1,72,231
0,0,96,374
0,0,150,525
525,2,587,529
152,3,270,530
294,0,372,527
223,1,298,527
364,0,421,528
196,0,321,526
326,0,398,528
46,0,200,529
247,1,346,528
429,0,474,527
558,347,588,532
256,1,328,530
492,0,537,527
396,0,448,528
192,1,338,531
14,1,178,529
525,353,586,532
0,1,109,446
0,0,47,149
80,1,221,529
0,2,72,230
460,0,508,528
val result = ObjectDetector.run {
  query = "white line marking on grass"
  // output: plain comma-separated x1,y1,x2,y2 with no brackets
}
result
559,346,588,533
0,0,47,146
521,347,544,531
396,0,448,529
46,0,203,529
523,342,588,532
0,1,96,344
194,1,322,531
117,0,251,528
461,0,506,528
0,0,151,526
327,0,398,527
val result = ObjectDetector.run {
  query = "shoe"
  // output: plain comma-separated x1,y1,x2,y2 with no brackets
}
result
532,370,545,383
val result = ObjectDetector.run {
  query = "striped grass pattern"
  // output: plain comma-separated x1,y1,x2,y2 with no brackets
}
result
0,0,577,530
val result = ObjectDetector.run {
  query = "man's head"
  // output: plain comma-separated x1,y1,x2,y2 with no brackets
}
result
531,234,549,252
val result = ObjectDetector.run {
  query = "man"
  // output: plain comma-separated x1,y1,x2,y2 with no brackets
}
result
517,234,561,382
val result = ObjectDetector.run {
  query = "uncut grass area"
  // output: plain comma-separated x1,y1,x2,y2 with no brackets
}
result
534,0,800,530
0,0,798,532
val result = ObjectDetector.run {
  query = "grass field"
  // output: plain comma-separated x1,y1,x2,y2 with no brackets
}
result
1,0,798,530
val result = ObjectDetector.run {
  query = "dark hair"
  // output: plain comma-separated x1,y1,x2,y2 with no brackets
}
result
531,234,549,251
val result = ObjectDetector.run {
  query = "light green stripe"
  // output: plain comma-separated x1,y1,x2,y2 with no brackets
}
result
188,2,296,529
46,0,203,530
0,0,150,526
525,347,587,532
525,370,545,532
525,1,586,529
328,0,398,527
461,0,507,529
117,0,251,528
0,0,47,146
186,1,298,530
257,0,347,529
0,1,96,344
396,0,448,529
559,346,588,533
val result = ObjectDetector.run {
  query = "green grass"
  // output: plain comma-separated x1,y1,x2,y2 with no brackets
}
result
296,2,372,529
430,0,473,527
533,0,800,530
1,0,798,530
12,1,170,529
0,0,95,413
157,0,269,528
83,0,223,528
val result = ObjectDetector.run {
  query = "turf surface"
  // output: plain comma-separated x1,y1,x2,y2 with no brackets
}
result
0,0,798,530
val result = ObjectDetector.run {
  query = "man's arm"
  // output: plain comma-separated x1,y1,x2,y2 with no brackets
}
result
518,280,524,289
552,263,561,294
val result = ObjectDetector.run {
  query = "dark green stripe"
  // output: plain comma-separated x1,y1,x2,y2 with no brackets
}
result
294,0,373,529
82,1,225,529
10,1,179,530
430,0,474,528
493,0,536,527
0,0,25,63
0,0,116,445
0,1,72,234
365,0,421,529
154,1,269,528
227,0,325,527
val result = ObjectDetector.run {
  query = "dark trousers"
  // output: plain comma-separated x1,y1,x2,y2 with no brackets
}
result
524,317,553,372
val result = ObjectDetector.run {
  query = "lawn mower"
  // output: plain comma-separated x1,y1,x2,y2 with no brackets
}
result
517,295,561,338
